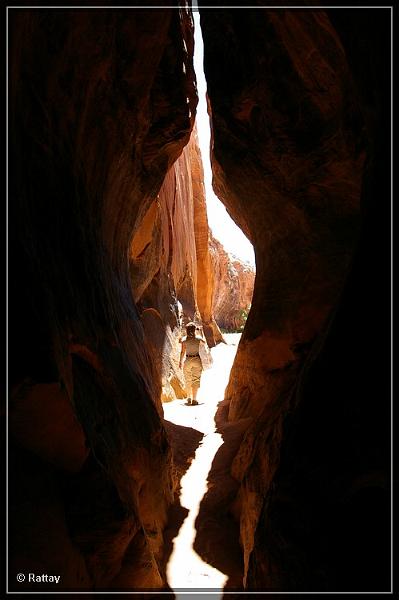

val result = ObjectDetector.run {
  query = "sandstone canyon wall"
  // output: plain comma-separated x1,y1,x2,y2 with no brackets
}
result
199,5,390,591
211,236,255,331
190,129,226,347
129,125,224,403
8,8,198,591
8,5,390,595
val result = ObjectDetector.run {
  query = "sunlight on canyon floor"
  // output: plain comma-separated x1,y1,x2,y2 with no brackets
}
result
163,333,241,598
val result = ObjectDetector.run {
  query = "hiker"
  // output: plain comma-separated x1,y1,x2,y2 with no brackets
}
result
179,322,206,406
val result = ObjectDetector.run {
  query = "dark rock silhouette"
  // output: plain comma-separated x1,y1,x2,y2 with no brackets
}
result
199,5,391,591
8,6,390,593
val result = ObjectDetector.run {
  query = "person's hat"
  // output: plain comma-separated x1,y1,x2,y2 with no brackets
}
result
186,321,197,328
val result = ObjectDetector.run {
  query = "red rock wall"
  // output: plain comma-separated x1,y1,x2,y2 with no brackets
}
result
211,236,255,331
129,125,224,403
130,133,198,321
199,6,390,591
190,128,225,347
8,5,390,594
8,7,197,591
129,138,198,404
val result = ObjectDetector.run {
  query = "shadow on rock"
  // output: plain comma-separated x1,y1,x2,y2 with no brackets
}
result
193,398,251,592
160,420,204,588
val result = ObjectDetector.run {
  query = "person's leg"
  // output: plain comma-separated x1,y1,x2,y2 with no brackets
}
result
192,383,199,402
191,358,202,405
183,360,192,404
186,381,193,404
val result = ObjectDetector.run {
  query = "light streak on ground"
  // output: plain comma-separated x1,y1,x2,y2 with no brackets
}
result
164,334,241,598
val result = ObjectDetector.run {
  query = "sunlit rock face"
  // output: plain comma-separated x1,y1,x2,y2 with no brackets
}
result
129,139,198,405
199,6,390,592
129,125,224,403
190,128,225,347
8,8,197,591
211,236,255,331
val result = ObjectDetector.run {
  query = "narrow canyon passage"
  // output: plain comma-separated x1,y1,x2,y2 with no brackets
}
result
8,7,390,594
163,334,241,595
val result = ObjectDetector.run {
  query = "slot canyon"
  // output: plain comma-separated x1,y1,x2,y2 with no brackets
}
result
7,5,391,595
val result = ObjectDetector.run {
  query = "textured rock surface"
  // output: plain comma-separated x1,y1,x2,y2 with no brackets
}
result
9,7,196,591
8,5,390,595
129,138,199,404
129,125,224,403
211,236,255,331
190,128,225,346
199,5,390,591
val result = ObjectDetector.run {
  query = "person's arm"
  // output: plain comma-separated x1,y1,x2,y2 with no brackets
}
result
179,341,186,369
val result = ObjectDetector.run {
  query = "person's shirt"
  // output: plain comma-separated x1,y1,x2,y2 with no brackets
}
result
184,336,202,356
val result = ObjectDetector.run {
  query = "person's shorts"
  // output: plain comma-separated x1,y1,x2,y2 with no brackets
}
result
183,356,203,387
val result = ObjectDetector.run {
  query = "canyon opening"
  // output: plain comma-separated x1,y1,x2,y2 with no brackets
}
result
7,4,391,596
